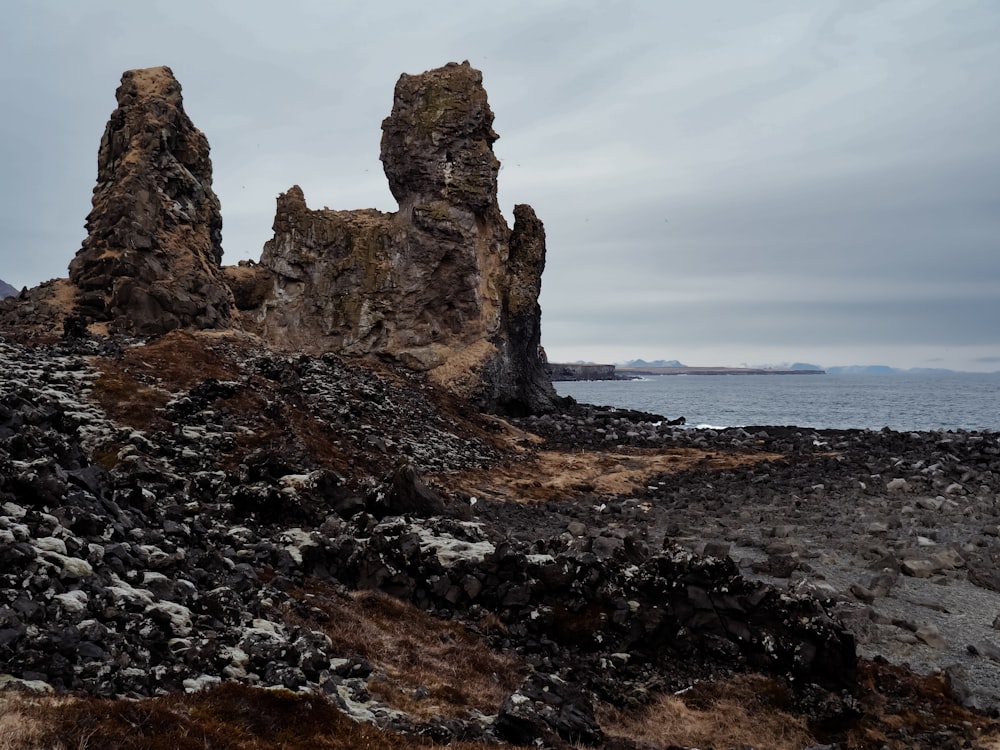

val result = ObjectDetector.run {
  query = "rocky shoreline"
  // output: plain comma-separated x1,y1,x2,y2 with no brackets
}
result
511,410,1000,708
2,332,1000,748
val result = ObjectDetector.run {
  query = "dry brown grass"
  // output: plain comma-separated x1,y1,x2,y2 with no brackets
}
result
0,692,61,749
844,660,1000,749
2,683,525,749
111,330,241,390
440,446,782,503
220,391,354,478
597,666,1000,750
284,582,523,721
88,369,171,430
87,331,240,431
598,674,816,750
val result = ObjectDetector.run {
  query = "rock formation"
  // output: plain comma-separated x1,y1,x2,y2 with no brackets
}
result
67,66,233,335
4,62,555,413
0,279,16,299
247,62,557,415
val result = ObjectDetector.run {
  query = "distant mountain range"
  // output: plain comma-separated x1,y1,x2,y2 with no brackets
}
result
620,359,829,371
0,279,16,299
616,358,990,375
621,358,686,367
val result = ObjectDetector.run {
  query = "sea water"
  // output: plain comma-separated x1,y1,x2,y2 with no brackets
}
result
554,373,1000,432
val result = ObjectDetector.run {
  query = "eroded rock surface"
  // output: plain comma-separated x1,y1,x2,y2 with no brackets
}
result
248,62,557,414
3,62,556,414
67,66,233,335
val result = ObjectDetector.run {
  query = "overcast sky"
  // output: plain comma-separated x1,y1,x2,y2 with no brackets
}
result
3,1,998,371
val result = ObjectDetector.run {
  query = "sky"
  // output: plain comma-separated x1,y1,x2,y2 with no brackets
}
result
2,1,998,372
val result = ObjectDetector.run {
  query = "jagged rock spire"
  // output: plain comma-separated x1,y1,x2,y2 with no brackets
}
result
68,65,233,335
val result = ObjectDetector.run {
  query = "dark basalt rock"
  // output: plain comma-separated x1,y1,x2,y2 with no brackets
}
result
496,671,603,747
248,62,558,415
65,66,233,335
2,331,999,746
0,336,858,714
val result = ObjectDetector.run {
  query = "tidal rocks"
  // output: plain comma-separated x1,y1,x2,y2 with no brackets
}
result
509,410,1000,715
248,62,557,415
67,66,233,335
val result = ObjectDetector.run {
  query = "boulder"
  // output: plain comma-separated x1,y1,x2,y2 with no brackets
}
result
495,672,603,747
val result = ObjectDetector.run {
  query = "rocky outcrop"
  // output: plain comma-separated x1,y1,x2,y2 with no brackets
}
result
249,62,557,415
67,66,233,335
0,279,77,340
3,63,555,413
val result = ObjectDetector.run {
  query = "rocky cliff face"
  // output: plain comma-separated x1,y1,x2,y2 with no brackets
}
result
67,66,233,335
250,62,557,415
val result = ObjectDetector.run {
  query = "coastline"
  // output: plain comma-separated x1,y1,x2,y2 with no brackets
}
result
550,362,827,382
617,365,826,377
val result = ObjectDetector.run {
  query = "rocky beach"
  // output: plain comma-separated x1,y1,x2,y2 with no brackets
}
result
1,332,999,748
1,61,999,749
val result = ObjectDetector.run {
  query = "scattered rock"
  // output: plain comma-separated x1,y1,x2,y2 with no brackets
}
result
850,583,876,603
915,624,948,649
901,559,937,579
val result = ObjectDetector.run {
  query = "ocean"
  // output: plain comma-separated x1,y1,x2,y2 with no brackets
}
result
554,373,1000,432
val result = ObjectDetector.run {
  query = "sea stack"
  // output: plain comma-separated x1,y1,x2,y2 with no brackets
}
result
67,66,233,335
249,61,557,414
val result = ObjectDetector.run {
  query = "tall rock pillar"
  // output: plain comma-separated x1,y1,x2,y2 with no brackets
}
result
254,61,558,414
68,66,233,335
378,61,558,413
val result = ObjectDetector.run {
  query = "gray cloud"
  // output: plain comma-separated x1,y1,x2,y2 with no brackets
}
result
2,0,999,370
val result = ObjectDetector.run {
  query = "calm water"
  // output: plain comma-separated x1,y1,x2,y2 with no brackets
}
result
555,373,1000,432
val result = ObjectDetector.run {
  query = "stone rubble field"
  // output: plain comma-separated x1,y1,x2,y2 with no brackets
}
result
2,333,1000,748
